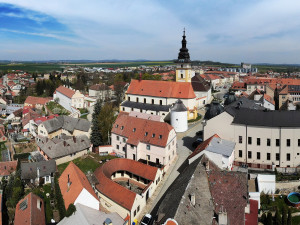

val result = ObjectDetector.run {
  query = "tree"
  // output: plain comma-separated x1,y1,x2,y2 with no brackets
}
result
66,203,76,217
266,211,273,225
275,208,281,225
90,99,103,147
261,212,267,224
98,103,116,144
287,208,292,225
282,206,287,225
54,175,66,219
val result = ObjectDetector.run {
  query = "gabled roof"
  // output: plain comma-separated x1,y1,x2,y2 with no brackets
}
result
112,113,174,147
94,158,158,211
56,86,76,98
14,192,46,225
89,83,110,91
21,160,56,180
191,75,211,92
59,162,98,209
126,80,196,99
58,203,125,225
0,161,17,176
37,135,90,159
24,96,51,106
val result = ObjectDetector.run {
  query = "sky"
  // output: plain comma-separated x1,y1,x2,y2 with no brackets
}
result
0,0,300,64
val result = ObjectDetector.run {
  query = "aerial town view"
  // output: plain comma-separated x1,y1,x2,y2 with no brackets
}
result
1,1,300,225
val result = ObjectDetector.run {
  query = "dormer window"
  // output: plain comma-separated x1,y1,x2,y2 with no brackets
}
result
115,124,118,128
152,133,155,138
133,128,136,132
145,132,148,136
121,126,124,130
159,135,162,139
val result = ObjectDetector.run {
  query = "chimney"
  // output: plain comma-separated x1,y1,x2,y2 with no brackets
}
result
67,174,70,189
206,161,210,171
244,203,250,214
190,193,195,206
37,167,40,178
73,136,76,143
64,141,66,147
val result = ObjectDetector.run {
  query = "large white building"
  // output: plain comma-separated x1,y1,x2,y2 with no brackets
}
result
111,112,177,171
204,101,300,169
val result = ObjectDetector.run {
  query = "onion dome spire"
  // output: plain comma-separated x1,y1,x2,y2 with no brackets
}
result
176,28,191,63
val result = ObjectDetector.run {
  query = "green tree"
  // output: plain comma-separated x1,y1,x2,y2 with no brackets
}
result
54,175,66,219
287,208,292,225
98,103,116,144
266,211,273,225
66,203,76,217
275,208,281,225
261,212,267,224
90,100,103,147
282,206,287,225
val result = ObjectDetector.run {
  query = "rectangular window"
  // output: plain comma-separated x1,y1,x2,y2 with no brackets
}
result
276,153,280,161
267,153,271,160
276,139,280,147
287,153,291,161
144,98,146,103
287,139,291,147
123,138,126,142
257,152,261,160
298,139,300,147
136,97,139,102
239,150,242,158
160,100,162,105
267,138,271,146
117,136,119,141
248,137,252,145
239,136,242,144
146,145,150,150
257,138,261,146
248,151,252,159
116,145,119,149
152,99,154,104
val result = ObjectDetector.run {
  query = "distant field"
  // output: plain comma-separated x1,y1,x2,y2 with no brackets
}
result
0,61,174,73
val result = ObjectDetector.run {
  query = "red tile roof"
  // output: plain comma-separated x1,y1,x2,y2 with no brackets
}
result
14,192,46,225
245,200,258,225
0,161,17,176
94,158,158,211
24,96,51,106
112,113,174,147
34,114,58,124
59,162,98,209
188,134,219,159
56,85,75,98
126,80,196,99
263,94,275,105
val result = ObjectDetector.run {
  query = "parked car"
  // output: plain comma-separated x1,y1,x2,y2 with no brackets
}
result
196,130,203,136
192,138,203,148
140,214,153,225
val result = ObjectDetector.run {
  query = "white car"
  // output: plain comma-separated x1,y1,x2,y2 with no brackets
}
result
140,214,153,225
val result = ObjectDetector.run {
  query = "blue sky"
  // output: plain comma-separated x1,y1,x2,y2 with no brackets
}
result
0,0,300,63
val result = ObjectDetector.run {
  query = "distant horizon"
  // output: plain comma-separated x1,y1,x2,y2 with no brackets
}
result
1,1,300,64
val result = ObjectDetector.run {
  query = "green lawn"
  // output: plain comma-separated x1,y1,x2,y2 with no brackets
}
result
292,215,300,225
46,102,70,115
57,153,117,176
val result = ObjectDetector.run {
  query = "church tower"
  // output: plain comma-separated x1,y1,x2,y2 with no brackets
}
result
175,29,194,82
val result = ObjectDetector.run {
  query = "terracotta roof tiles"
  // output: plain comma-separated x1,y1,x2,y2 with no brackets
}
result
56,85,75,98
126,80,196,99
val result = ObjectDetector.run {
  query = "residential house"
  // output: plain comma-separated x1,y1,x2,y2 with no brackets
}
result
58,203,126,225
0,161,17,180
93,158,163,224
111,112,177,171
191,74,212,107
54,86,85,113
188,134,235,170
59,162,99,210
37,135,91,165
24,96,51,110
89,83,113,100
21,160,56,185
37,115,91,139
28,114,58,137
14,192,46,225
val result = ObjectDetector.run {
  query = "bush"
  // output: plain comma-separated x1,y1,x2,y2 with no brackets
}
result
66,204,76,217
54,176,66,220
13,153,30,160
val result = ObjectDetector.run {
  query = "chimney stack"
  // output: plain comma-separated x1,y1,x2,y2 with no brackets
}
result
67,174,70,188
190,193,195,206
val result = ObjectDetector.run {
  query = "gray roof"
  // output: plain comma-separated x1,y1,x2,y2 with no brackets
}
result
232,108,300,127
21,160,56,180
37,135,90,159
225,96,265,116
42,115,90,133
121,100,171,112
151,157,214,225
58,203,125,225
170,99,187,112
205,137,235,157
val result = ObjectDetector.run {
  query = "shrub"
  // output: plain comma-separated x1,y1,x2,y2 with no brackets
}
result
66,204,76,217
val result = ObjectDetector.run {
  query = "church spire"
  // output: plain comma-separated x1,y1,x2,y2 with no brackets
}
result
176,28,190,63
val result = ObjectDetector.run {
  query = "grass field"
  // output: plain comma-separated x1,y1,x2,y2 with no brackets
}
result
0,61,174,73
